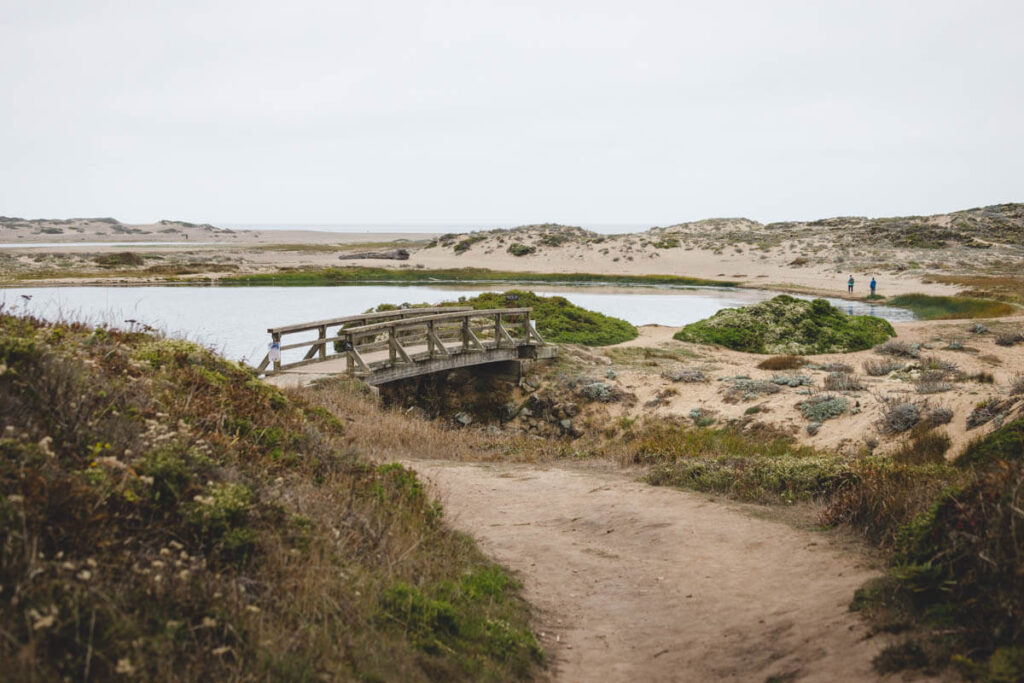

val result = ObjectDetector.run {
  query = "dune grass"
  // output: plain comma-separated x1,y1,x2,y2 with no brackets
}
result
886,293,1017,320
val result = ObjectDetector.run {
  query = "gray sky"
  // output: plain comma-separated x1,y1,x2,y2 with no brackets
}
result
1,0,1022,228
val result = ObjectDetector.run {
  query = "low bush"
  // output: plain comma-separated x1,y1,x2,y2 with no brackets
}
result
879,401,922,434
824,372,865,391
674,295,895,354
864,358,904,376
927,407,954,426
966,398,1014,430
1011,374,1024,396
874,340,919,358
797,394,848,422
507,242,536,257
771,374,813,387
661,369,707,383
819,361,854,373
721,378,782,402
757,355,805,370
995,331,1024,347
453,234,487,253
915,380,953,394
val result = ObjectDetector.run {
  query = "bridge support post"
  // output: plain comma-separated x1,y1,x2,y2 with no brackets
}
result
318,325,327,360
271,332,281,372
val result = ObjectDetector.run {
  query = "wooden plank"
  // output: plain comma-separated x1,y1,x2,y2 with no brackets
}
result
347,348,370,375
342,307,532,335
427,325,450,357
267,306,473,335
388,331,413,364
495,315,515,346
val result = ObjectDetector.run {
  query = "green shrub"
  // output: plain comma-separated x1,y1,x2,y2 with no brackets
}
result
454,290,637,346
674,295,895,354
507,242,536,257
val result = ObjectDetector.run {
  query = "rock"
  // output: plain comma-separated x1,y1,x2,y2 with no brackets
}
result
559,419,573,430
454,412,473,426
564,402,579,417
501,402,519,421
404,406,429,421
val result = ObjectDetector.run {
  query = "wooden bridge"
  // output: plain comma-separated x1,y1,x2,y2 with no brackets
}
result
256,306,556,386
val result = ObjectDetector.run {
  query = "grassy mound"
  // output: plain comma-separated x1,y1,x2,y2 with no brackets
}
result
0,313,541,680
887,293,1017,320
456,290,637,346
673,295,895,354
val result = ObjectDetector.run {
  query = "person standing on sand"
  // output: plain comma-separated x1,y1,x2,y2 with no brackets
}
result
870,277,877,296
848,275,854,294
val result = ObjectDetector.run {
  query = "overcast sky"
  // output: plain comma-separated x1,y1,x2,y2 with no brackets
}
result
1,0,1021,228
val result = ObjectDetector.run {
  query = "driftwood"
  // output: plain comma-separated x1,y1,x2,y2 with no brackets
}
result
338,248,410,261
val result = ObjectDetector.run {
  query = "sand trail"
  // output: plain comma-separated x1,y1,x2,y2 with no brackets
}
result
408,461,890,682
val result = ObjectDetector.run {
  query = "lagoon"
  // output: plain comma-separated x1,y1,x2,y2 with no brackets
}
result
0,284,914,365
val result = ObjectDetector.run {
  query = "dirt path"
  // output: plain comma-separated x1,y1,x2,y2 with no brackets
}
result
407,460,891,682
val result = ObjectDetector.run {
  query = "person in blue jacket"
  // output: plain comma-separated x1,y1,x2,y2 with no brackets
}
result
847,275,854,294
870,277,877,296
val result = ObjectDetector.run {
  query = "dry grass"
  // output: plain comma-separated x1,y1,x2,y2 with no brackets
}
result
756,355,805,370
295,378,569,463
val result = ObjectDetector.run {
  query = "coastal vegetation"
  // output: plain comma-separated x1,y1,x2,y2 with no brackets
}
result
454,291,637,346
0,311,542,680
632,404,1024,679
673,295,895,354
214,266,733,289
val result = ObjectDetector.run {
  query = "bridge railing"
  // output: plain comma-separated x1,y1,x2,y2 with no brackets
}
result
256,306,471,373
258,306,545,376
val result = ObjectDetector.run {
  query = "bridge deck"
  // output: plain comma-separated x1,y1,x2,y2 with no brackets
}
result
258,306,554,388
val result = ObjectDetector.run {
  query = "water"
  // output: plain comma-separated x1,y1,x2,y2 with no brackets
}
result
0,242,224,249
0,284,913,365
